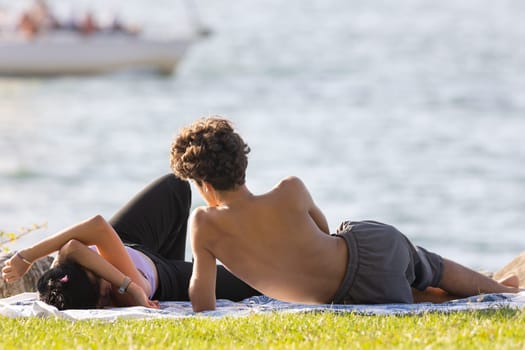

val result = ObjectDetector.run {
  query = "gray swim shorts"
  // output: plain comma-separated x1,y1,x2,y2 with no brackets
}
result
330,220,443,304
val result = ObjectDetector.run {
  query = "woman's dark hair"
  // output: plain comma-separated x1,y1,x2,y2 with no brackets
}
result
37,261,100,310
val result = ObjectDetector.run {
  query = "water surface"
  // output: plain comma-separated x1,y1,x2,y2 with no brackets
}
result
1,0,525,271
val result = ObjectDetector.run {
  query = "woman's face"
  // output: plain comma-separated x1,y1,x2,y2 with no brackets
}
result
85,269,112,307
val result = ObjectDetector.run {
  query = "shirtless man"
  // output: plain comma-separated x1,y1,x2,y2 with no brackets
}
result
170,116,521,312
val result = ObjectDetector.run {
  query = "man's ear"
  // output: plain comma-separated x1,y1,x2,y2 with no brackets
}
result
202,181,212,193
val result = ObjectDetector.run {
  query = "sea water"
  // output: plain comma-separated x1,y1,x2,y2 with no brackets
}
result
1,0,524,271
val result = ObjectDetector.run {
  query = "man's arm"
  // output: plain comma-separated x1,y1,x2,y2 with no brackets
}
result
189,208,217,312
308,202,330,234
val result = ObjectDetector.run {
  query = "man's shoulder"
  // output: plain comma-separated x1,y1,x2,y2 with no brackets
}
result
273,176,309,196
275,176,306,191
189,207,219,244
190,206,217,228
271,176,311,204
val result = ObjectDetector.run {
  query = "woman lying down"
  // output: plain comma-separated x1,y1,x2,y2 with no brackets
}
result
1,174,260,309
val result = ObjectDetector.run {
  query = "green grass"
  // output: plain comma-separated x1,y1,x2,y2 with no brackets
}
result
1,309,524,349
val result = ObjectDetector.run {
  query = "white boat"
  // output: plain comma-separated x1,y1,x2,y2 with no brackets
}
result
0,32,195,76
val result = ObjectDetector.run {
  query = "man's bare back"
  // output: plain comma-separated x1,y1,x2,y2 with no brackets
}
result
190,176,348,307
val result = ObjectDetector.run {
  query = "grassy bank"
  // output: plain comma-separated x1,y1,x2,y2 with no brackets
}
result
1,309,524,349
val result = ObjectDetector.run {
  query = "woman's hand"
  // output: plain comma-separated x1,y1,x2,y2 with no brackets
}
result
127,281,160,309
1,252,33,283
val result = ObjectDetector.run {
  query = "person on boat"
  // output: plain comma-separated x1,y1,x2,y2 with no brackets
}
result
15,0,59,38
107,14,141,36
1,174,260,310
27,0,60,32
16,12,38,38
169,117,522,312
78,11,99,35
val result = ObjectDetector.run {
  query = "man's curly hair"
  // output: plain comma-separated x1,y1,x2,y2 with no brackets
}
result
170,117,250,191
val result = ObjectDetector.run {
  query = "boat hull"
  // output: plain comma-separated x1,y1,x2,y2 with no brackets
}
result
0,33,193,76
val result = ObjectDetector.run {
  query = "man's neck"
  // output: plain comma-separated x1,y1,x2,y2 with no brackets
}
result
214,184,253,208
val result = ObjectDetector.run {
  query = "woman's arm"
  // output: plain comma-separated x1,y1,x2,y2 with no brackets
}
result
2,215,146,292
59,240,159,308
17,215,124,263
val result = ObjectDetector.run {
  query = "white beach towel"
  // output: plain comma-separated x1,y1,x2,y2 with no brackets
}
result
1,292,525,321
